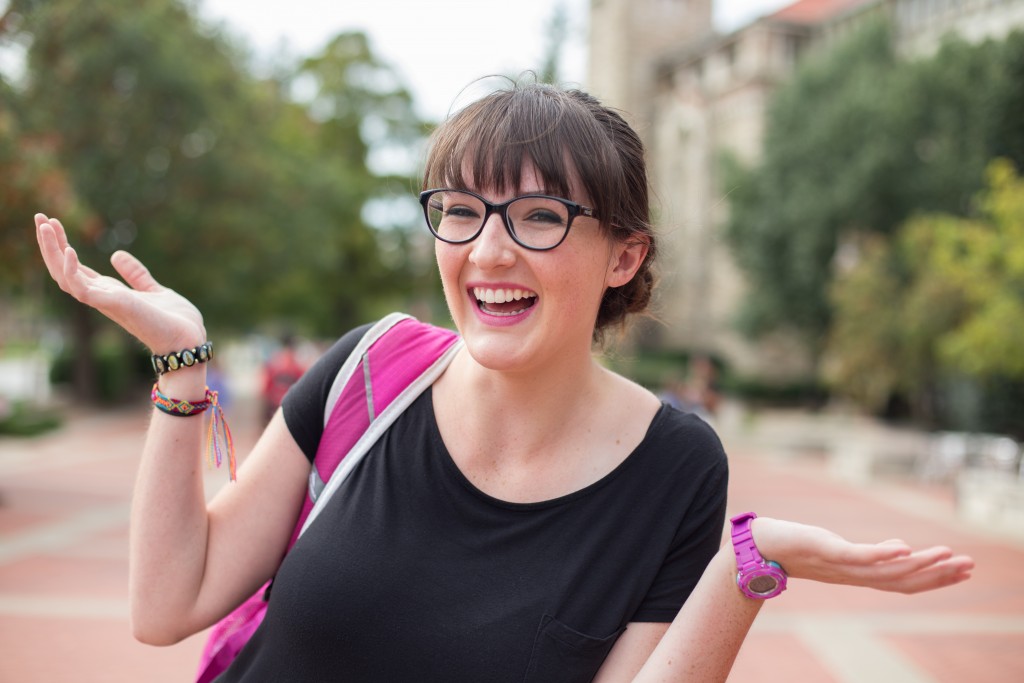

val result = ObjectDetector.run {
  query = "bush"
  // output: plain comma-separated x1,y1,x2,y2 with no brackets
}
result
718,376,830,409
0,401,63,436
50,342,153,403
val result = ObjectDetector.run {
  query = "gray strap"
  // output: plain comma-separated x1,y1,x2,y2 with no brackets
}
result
308,313,410,503
308,466,326,503
321,312,410,429
299,338,463,538
362,353,375,422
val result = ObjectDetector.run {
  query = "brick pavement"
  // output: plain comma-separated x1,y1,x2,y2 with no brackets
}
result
0,405,1021,682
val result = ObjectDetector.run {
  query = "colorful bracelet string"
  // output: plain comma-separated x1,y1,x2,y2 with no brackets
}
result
151,384,237,482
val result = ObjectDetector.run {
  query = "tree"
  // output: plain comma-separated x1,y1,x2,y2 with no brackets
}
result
1,1,428,397
826,159,1024,431
281,32,429,334
2,0,269,396
723,21,1018,358
934,160,1024,378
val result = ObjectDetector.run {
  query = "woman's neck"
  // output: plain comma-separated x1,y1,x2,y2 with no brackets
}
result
432,343,660,504
436,345,610,462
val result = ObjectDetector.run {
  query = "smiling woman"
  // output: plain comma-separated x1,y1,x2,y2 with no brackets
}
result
33,78,973,683
422,85,657,342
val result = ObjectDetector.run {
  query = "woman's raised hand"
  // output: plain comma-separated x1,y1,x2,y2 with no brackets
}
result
35,213,206,353
751,517,974,595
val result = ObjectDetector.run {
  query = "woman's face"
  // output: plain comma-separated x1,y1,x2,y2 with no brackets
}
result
434,160,646,374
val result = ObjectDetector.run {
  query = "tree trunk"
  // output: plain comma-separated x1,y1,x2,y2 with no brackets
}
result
70,304,99,402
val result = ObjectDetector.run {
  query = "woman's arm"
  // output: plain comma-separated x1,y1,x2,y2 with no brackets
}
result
130,406,310,644
593,549,760,683
35,214,311,644
596,517,974,682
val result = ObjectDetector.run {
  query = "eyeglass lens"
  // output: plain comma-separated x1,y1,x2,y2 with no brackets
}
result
426,191,571,250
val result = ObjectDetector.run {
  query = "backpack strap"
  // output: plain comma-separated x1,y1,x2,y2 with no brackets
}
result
285,313,461,548
194,314,460,683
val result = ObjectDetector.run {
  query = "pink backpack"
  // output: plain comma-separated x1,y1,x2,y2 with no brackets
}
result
195,314,461,682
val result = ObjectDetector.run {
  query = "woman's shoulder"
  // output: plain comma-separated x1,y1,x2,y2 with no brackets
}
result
604,369,723,448
652,402,723,444
641,402,729,478
280,321,377,461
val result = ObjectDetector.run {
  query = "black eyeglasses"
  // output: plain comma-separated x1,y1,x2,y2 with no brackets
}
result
419,188,599,251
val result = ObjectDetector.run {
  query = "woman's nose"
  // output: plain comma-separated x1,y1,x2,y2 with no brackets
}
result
468,212,516,269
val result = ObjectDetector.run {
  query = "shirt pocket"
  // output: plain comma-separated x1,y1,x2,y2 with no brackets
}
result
522,614,626,683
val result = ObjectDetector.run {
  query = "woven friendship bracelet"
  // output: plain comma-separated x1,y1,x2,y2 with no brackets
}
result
151,384,236,482
151,384,212,416
151,341,213,376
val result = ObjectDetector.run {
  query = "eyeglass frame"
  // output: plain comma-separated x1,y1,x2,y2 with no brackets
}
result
418,188,600,252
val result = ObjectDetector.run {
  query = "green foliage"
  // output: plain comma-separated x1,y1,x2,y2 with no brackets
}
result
935,160,1024,377
285,32,430,335
986,31,1024,167
0,400,63,436
50,334,153,402
825,228,968,414
827,159,1024,428
723,21,1020,352
1,0,431,396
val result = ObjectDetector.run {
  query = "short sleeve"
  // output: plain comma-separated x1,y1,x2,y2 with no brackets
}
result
281,323,373,462
630,423,729,622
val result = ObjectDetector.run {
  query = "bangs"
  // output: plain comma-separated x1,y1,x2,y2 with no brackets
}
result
423,86,621,219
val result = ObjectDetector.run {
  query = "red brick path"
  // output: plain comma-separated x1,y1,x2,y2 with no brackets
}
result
1,405,1021,682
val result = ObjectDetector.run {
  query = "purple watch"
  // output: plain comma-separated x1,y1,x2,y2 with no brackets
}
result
730,512,787,599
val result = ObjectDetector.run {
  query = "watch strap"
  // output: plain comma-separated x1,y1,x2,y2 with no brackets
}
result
730,511,787,599
730,511,763,572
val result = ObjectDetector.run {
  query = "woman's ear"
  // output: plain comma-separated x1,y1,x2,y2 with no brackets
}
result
606,236,650,288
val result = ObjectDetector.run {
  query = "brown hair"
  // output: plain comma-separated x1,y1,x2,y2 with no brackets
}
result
422,81,657,340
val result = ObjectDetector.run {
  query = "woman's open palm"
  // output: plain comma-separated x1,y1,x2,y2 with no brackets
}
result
752,517,974,595
35,213,206,353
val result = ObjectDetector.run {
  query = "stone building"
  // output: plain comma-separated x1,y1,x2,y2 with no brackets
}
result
588,0,1024,381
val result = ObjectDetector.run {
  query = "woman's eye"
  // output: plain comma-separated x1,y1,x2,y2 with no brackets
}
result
446,205,480,219
524,210,564,224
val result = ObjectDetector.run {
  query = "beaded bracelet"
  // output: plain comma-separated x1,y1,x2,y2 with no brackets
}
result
151,341,213,376
151,384,236,482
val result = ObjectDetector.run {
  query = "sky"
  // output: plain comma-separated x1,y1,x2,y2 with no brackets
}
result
198,0,792,120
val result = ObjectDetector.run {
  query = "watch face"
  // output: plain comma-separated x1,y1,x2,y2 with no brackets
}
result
747,574,780,596
737,562,788,599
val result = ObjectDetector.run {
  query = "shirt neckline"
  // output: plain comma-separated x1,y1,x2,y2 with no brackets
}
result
425,387,670,511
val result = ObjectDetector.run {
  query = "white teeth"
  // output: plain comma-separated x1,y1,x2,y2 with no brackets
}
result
472,287,537,304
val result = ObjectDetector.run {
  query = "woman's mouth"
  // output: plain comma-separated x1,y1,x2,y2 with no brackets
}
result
471,286,538,317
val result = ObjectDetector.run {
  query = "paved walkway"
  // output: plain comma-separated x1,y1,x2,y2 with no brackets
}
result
0,404,1021,682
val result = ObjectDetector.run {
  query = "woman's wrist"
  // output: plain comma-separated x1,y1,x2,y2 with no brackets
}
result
155,364,209,401
747,516,790,569
150,341,213,375
728,513,789,600
146,322,208,360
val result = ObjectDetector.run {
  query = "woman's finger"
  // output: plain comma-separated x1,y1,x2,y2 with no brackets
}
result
840,541,913,565
61,246,115,308
76,261,104,280
875,555,974,594
111,250,162,292
879,538,907,547
832,546,956,588
48,216,71,252
37,220,72,291
61,246,89,302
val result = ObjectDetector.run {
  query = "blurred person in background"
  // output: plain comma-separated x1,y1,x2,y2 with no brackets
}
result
260,333,306,423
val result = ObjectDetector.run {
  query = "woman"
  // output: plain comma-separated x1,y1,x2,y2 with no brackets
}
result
34,83,972,682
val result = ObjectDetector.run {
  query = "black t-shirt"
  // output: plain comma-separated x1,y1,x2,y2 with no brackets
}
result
218,324,729,682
